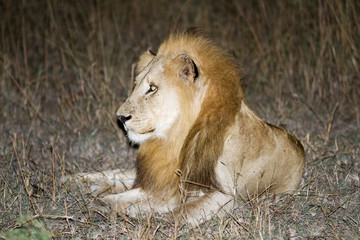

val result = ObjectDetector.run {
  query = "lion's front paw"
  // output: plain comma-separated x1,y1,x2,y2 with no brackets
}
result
89,194,129,217
61,172,99,185
90,179,133,196
99,194,131,216
89,197,112,216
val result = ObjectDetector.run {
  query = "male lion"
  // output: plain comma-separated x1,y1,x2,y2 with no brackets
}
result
70,31,305,225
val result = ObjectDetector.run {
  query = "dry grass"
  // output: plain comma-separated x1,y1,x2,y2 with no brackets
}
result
1,0,359,239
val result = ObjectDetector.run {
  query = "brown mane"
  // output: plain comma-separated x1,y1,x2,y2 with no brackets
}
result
133,138,180,198
133,31,244,196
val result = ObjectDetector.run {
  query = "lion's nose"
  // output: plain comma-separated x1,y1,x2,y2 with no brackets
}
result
118,115,132,124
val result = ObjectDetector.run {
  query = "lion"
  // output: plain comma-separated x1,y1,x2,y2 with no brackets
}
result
68,31,305,225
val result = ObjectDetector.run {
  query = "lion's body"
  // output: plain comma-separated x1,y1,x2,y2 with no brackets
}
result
72,31,305,225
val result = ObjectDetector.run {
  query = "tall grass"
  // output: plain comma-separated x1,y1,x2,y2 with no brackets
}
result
1,1,358,128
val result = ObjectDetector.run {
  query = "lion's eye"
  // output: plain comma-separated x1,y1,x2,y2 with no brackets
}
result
146,84,158,94
150,85,157,91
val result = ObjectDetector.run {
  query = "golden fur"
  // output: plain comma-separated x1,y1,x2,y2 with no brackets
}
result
68,31,305,225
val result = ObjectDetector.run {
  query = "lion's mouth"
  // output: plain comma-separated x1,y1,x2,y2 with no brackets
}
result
139,128,155,134
125,126,155,135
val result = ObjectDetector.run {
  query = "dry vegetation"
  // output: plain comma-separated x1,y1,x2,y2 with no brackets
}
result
0,0,359,239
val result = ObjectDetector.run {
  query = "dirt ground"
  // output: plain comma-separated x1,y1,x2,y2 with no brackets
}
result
0,1,359,239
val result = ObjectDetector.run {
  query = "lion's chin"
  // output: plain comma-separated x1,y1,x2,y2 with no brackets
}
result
127,130,153,145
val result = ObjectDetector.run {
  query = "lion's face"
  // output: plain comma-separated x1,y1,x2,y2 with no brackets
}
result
117,51,193,144
117,46,202,144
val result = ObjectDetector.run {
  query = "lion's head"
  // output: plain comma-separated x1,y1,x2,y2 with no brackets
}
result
117,43,204,145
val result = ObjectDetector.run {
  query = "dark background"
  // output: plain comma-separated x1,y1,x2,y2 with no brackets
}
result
1,1,359,238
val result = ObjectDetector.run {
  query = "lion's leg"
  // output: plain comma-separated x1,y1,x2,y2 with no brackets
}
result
100,188,147,215
98,188,177,217
62,169,136,195
90,178,134,196
62,168,136,183
271,171,303,195
180,191,233,225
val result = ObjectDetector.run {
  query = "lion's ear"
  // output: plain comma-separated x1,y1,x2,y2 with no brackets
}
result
136,49,156,74
176,54,199,82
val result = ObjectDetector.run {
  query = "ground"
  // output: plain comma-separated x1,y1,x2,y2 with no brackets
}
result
0,1,359,239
